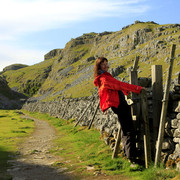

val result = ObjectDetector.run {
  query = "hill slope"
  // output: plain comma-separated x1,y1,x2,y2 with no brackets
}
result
2,60,53,97
2,21,180,100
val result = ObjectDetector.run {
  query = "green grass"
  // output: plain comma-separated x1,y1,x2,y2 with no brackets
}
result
2,59,53,96
23,111,179,179
0,110,34,179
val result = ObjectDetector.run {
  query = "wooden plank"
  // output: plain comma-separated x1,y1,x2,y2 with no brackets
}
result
88,101,100,129
112,123,121,159
130,57,141,149
130,56,139,117
141,90,151,168
154,44,176,167
151,65,163,157
62,98,70,118
74,91,99,128
74,102,91,127
133,56,139,71
130,71,138,116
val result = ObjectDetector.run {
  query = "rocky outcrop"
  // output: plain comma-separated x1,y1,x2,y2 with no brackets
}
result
44,49,63,61
2,21,180,100
36,21,180,100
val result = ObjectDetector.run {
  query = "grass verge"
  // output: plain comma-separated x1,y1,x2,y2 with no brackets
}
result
23,110,179,180
0,110,34,180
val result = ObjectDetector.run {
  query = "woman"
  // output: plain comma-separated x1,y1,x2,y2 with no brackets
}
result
94,57,144,163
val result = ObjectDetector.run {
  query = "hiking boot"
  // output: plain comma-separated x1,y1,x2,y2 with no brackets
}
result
128,159,139,168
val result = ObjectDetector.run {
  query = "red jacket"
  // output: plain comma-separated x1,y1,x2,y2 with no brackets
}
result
94,72,142,112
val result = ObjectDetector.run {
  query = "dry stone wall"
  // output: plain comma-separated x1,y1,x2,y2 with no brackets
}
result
23,84,180,164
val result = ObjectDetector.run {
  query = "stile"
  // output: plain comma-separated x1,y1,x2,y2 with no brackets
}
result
154,44,176,167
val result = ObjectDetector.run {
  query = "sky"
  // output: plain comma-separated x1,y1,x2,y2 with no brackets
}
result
0,0,179,71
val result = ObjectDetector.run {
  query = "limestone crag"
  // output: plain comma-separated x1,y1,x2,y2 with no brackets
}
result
36,21,180,99
2,21,180,99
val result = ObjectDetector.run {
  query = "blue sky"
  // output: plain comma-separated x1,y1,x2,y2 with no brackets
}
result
0,0,179,71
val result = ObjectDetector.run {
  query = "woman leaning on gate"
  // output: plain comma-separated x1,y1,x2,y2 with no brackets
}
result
93,57,146,164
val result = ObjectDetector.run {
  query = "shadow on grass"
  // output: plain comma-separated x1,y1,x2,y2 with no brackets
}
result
0,146,15,180
0,146,73,180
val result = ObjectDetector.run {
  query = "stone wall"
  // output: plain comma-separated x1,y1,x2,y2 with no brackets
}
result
22,84,180,165
165,84,180,162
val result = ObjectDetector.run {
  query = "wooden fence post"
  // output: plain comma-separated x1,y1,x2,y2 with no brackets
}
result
62,98,71,118
152,65,163,157
88,101,100,129
130,56,141,149
74,91,99,127
74,102,92,127
112,122,121,159
154,44,176,167
141,90,152,168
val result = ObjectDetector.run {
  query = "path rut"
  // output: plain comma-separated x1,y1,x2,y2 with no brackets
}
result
7,115,72,180
7,115,131,180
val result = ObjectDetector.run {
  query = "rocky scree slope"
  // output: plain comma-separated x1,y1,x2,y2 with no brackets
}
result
2,21,180,101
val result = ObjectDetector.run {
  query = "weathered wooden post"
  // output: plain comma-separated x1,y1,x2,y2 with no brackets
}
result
130,56,139,88
154,44,176,167
74,91,99,128
61,94,72,118
151,65,163,157
112,123,121,159
130,56,140,117
130,56,141,149
88,101,100,129
141,89,152,168
74,102,92,127
62,98,71,118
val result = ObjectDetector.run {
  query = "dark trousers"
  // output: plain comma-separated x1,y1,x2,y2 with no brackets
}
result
111,91,136,160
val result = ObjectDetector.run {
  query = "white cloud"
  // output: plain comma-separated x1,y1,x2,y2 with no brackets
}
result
0,0,149,71
0,44,45,71
0,0,149,38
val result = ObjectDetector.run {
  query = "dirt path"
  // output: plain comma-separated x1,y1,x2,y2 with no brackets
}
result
7,115,72,180
7,115,130,180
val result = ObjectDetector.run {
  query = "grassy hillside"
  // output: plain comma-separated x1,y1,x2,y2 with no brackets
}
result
39,22,180,100
2,60,53,97
2,21,180,100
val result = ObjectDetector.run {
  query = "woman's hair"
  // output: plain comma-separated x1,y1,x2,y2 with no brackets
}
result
94,57,108,78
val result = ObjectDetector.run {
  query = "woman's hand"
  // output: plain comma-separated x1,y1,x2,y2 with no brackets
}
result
141,87,147,93
142,87,146,90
